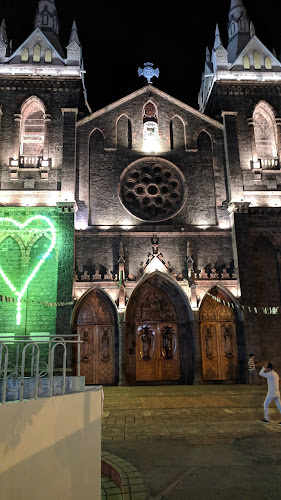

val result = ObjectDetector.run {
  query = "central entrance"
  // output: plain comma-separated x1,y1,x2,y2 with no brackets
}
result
126,273,193,384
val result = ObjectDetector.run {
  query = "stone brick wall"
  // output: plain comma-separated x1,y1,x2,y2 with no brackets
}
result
0,206,74,338
0,77,81,192
76,87,227,228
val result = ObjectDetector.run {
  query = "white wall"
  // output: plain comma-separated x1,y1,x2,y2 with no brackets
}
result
0,387,102,500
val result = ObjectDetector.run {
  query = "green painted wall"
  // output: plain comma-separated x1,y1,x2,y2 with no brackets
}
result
0,206,74,338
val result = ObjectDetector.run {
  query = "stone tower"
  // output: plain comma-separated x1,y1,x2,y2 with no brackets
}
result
0,1,84,337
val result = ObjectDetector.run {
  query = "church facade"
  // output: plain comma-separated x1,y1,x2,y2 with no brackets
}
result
1,0,281,385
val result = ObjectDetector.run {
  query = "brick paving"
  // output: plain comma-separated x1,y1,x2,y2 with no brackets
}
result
102,385,281,445
102,386,281,499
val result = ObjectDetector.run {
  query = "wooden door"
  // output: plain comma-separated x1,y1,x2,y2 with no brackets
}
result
200,294,239,381
136,322,180,381
76,290,115,385
133,287,180,382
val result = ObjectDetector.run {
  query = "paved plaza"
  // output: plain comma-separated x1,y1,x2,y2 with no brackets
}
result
101,385,281,499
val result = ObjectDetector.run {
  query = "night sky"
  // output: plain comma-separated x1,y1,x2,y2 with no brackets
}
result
0,0,280,112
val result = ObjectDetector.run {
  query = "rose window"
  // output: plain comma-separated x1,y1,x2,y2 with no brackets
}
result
120,159,184,221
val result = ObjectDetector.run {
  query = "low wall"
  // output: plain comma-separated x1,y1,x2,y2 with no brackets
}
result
0,375,85,401
0,387,102,500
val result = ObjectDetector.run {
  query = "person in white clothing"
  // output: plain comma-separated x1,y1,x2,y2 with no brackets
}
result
259,362,281,424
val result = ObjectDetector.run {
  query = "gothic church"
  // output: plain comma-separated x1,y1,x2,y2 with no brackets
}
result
0,0,281,385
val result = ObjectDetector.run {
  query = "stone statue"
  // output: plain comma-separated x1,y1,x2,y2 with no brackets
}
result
151,235,159,254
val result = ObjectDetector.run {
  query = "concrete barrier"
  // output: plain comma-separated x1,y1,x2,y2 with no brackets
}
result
0,386,102,500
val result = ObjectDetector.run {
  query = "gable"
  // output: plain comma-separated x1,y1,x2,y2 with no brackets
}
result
77,86,223,130
7,28,65,65
230,35,281,71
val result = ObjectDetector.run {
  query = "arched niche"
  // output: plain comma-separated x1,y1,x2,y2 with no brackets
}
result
125,272,193,385
20,96,46,158
117,114,132,149
170,116,185,150
72,288,118,385
26,235,58,335
253,102,277,159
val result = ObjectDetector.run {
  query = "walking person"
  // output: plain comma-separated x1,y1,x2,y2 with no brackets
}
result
248,353,259,385
259,362,281,424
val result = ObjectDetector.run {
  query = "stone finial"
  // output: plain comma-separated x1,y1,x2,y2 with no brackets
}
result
213,24,223,51
0,19,8,44
68,20,80,46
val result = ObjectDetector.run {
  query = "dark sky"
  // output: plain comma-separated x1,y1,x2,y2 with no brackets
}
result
0,0,280,112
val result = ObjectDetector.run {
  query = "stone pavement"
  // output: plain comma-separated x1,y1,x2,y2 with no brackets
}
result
102,385,281,499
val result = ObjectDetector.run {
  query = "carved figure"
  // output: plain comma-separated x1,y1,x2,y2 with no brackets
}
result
140,326,153,360
82,330,91,360
151,235,159,254
101,329,110,361
224,327,234,357
205,328,214,359
162,326,175,359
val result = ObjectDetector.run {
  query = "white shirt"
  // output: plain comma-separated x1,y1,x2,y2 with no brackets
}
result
259,367,280,397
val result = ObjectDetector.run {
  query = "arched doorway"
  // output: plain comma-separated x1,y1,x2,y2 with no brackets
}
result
200,288,239,381
125,273,193,384
73,288,118,385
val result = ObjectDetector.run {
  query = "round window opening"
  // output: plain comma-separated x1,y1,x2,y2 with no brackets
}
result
120,159,185,221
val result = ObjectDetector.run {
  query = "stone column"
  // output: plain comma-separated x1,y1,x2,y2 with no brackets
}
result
14,113,22,161
61,108,78,201
118,311,127,385
192,311,203,384
43,113,51,161
275,118,281,165
247,117,257,163
222,111,243,202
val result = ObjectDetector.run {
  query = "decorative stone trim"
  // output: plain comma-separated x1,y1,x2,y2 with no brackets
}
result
101,451,147,500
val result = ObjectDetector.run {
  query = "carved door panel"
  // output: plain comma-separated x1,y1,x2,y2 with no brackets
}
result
200,321,239,380
200,294,239,381
136,322,180,382
78,325,114,385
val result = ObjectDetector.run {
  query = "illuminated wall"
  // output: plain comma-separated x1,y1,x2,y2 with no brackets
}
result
0,206,74,337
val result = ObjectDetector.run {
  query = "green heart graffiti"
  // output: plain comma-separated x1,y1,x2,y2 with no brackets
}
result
0,215,56,325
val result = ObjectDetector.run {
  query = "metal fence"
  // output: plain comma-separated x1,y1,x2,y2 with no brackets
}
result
0,334,83,404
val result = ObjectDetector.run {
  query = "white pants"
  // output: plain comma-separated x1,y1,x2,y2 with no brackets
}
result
263,394,281,420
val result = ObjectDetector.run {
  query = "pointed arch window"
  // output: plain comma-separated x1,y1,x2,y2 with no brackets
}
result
243,56,250,69
264,56,272,70
20,98,46,164
45,49,52,63
21,47,29,62
42,13,48,25
142,102,160,152
33,44,41,63
253,102,277,165
253,51,261,70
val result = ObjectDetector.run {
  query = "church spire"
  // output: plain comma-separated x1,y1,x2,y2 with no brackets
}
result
227,0,253,63
213,24,223,51
68,21,80,46
229,0,247,19
34,0,59,35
